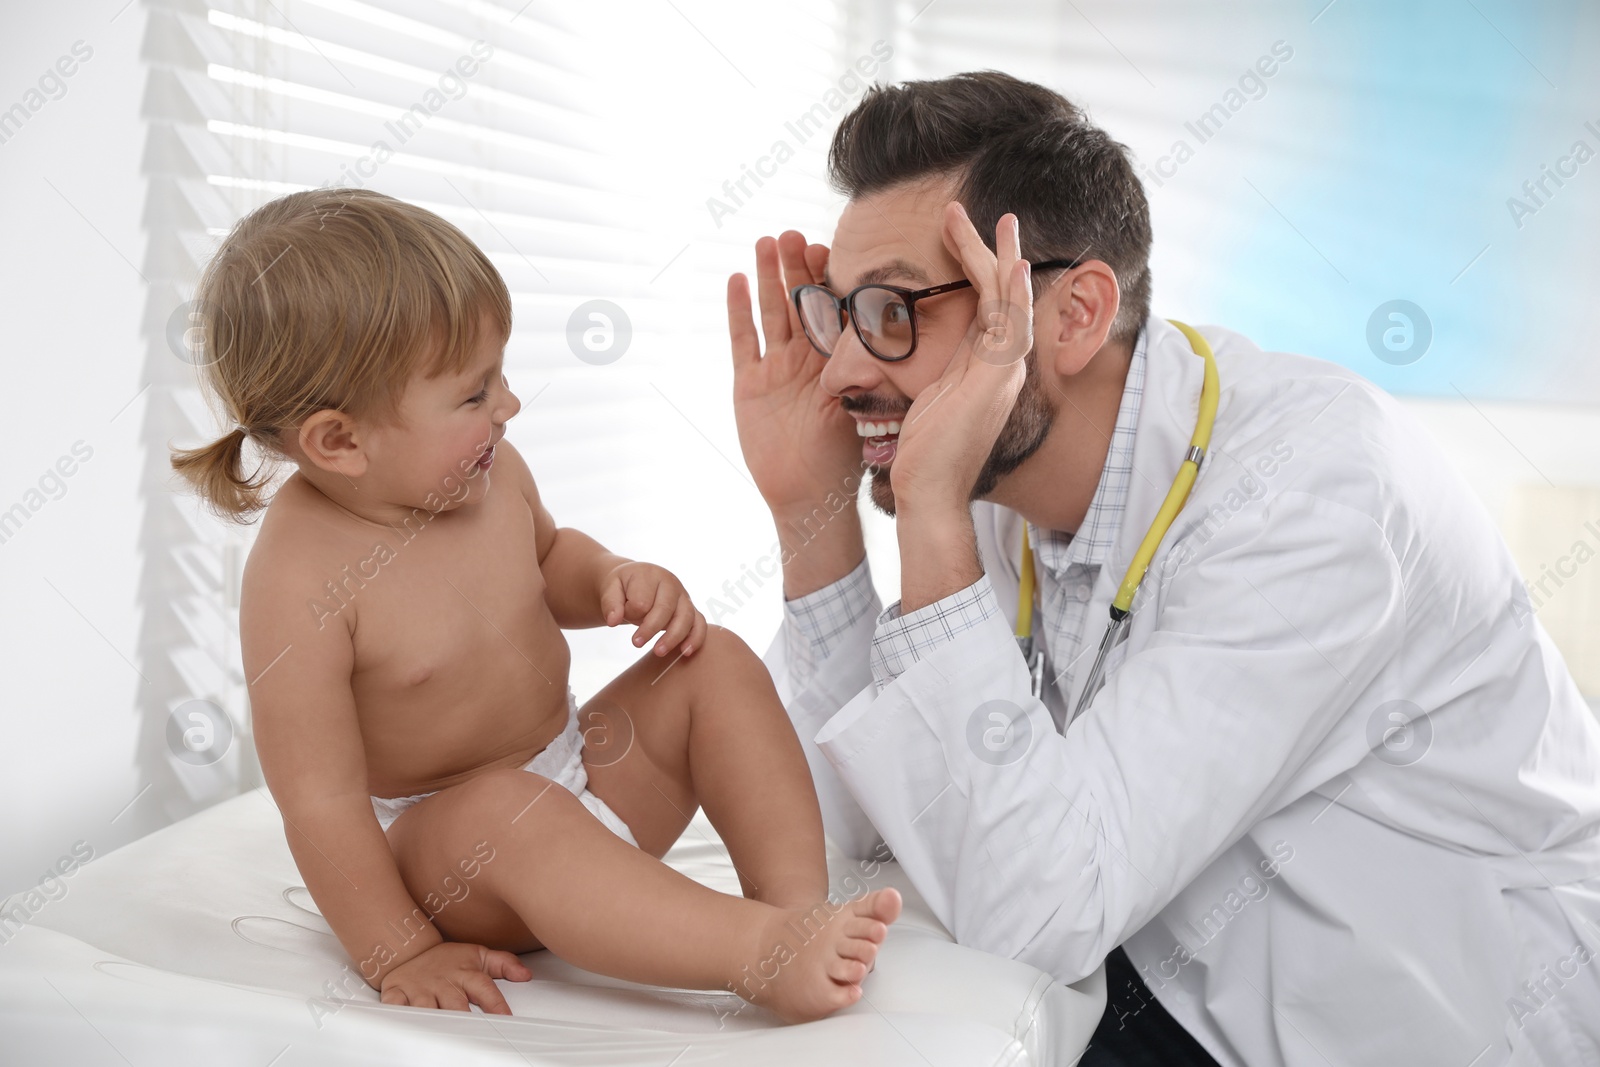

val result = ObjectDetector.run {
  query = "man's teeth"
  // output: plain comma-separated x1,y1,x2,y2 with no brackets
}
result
855,420,903,438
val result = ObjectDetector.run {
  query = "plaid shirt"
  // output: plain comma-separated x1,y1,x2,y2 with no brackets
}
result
783,324,1150,710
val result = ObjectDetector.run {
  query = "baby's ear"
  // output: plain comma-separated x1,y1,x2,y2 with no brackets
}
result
296,409,368,477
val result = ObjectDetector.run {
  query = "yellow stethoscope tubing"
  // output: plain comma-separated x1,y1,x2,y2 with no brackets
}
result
1015,522,1038,639
1111,319,1219,614
1015,318,1219,638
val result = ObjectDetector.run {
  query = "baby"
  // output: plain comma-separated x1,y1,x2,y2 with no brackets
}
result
169,187,899,1022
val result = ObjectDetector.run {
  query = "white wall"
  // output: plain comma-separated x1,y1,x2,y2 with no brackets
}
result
1400,398,1600,699
0,2,154,894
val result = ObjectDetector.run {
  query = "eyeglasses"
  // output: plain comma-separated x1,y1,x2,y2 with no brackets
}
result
790,258,1080,362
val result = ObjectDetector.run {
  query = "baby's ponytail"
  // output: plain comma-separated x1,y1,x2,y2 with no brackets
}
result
170,424,275,523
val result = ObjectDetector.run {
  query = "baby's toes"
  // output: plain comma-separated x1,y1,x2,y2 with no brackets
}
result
860,887,903,925
842,915,889,947
827,955,869,984
836,929,882,965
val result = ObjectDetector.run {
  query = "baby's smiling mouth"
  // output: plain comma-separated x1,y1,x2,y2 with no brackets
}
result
475,444,495,471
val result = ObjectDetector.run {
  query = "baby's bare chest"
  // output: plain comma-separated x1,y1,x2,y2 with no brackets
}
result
310,498,566,707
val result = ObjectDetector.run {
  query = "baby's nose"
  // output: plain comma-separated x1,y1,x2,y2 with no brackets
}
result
499,382,522,422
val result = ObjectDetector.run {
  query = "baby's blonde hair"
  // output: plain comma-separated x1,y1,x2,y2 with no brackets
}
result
169,187,511,522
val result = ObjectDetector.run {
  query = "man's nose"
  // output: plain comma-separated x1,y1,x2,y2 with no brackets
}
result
818,324,886,399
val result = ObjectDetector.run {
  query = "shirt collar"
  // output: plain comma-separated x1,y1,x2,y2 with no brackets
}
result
1028,320,1150,575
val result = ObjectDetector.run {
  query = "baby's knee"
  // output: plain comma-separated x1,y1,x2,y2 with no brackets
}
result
700,625,786,695
696,623,762,668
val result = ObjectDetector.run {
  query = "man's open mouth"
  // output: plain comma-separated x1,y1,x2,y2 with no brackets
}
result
857,419,902,466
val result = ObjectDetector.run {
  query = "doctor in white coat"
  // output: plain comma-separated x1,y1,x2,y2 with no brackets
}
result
724,72,1600,1066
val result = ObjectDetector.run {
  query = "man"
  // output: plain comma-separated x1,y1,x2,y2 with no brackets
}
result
724,72,1600,1066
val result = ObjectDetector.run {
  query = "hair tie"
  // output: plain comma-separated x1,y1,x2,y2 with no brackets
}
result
233,424,250,437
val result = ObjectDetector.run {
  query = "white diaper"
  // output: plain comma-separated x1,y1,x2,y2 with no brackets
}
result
369,686,638,847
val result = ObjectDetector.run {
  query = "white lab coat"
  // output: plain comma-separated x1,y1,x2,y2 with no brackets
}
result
762,316,1600,1067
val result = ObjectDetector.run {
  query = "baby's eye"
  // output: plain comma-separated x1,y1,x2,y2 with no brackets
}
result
467,389,489,405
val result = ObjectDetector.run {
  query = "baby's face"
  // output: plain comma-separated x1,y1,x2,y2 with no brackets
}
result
366,326,520,513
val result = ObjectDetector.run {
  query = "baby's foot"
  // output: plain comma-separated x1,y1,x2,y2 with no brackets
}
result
734,888,903,1023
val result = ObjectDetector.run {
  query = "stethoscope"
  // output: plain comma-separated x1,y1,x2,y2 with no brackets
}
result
1014,320,1220,727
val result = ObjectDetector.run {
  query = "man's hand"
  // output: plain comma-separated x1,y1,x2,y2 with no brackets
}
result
890,204,1034,518
888,204,1033,613
598,562,708,658
378,941,531,1013
727,232,861,515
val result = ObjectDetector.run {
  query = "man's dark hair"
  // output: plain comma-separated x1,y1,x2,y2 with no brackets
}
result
827,70,1152,344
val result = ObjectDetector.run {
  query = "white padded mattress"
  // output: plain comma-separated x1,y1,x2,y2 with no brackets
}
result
1,788,1103,1065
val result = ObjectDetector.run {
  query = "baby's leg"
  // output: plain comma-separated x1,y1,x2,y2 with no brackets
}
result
385,768,900,1022
579,625,828,908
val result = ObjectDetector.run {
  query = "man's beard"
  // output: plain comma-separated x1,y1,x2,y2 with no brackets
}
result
866,357,1055,517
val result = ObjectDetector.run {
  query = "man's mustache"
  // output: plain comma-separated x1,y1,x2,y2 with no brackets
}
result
839,396,909,419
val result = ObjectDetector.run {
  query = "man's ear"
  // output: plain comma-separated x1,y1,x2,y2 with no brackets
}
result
1036,259,1121,377
296,409,370,477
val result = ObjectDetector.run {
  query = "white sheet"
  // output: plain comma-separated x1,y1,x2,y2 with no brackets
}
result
1,788,1103,1065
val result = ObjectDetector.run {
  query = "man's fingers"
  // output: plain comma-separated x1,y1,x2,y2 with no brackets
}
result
942,202,999,297
804,242,829,286
995,213,1019,310
776,230,812,333
969,258,1034,369
991,257,1034,363
465,972,514,1016
1013,257,1033,321
727,274,761,370
754,235,792,351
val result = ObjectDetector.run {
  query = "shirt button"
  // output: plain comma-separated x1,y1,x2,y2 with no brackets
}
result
1069,583,1092,603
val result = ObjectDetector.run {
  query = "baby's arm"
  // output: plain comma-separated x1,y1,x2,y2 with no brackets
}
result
241,551,526,1009
499,441,707,656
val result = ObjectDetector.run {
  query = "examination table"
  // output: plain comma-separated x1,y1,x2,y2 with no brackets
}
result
1,787,1104,1064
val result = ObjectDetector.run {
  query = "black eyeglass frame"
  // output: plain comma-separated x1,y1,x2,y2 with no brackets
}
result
790,257,1081,362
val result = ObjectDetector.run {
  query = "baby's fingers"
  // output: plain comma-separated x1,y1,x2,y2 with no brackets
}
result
462,972,513,1015
632,582,675,647
684,611,708,657
384,984,438,1010
483,949,532,982
652,595,697,657
599,575,628,627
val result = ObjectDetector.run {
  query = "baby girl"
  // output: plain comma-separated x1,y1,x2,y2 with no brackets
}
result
169,187,898,1022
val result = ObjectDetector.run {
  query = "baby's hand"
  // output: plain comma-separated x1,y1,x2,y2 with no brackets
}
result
599,562,708,658
378,941,531,1013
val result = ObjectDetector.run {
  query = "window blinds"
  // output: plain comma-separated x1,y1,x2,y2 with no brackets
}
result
143,0,853,784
